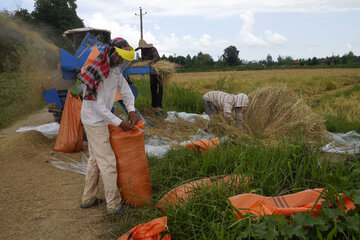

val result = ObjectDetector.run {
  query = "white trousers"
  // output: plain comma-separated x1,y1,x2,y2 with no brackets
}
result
82,125,121,212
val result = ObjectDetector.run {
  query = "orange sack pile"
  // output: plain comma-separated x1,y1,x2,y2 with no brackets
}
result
53,91,83,153
185,137,220,153
158,175,248,211
229,188,356,219
109,121,152,207
117,216,170,240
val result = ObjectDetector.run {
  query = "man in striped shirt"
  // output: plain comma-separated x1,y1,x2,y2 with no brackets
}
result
202,91,249,130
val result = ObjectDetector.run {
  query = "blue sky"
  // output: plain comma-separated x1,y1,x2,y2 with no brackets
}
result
2,0,360,61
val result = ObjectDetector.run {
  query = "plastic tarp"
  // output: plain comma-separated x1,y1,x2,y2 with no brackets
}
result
145,129,221,158
322,130,360,154
145,136,175,159
165,111,210,122
16,122,59,136
49,150,89,175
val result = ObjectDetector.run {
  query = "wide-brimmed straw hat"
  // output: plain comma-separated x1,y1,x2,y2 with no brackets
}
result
135,39,153,51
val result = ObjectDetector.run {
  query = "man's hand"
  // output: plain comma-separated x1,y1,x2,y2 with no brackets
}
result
128,111,140,125
119,121,135,131
224,112,236,125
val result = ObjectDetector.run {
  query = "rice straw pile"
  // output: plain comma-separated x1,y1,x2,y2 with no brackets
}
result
208,114,243,140
243,86,328,144
131,60,177,86
210,86,328,145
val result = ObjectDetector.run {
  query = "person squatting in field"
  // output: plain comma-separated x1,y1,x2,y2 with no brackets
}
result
78,37,139,215
202,91,249,130
135,39,162,110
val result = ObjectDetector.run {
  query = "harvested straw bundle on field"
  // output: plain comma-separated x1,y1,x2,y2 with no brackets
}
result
242,86,328,144
131,60,177,86
208,114,243,140
209,86,328,145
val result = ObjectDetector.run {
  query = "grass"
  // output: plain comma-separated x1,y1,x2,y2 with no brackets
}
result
165,68,360,133
107,135,360,239
133,76,204,113
325,114,360,133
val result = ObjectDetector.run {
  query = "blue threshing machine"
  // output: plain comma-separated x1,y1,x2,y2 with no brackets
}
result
43,28,155,122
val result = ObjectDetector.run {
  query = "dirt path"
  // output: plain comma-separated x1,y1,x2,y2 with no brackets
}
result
0,108,111,240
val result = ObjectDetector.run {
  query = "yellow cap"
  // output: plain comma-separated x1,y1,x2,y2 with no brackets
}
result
114,46,135,61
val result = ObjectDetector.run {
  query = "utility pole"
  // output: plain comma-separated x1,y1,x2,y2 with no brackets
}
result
135,7,147,40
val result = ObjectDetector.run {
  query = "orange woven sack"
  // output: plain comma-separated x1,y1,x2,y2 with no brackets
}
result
53,91,83,152
229,188,356,219
185,137,220,152
157,175,248,211
117,216,170,240
81,45,100,74
109,121,152,207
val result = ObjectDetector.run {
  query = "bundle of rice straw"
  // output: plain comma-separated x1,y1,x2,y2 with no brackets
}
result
130,60,177,86
242,86,328,145
208,114,243,140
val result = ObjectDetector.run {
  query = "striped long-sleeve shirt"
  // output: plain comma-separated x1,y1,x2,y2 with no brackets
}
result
203,91,248,113
203,91,248,128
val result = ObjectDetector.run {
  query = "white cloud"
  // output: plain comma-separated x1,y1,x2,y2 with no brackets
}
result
346,43,352,50
84,13,141,47
6,0,360,20
126,0,360,18
81,12,227,58
153,24,160,30
239,11,267,47
151,33,230,59
264,31,287,45
238,11,286,47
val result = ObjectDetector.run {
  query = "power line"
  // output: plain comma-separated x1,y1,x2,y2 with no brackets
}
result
135,7,147,40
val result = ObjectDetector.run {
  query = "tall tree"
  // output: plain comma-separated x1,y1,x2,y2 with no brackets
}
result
222,46,240,66
196,52,214,67
277,55,285,66
14,8,33,23
266,54,273,66
285,56,294,66
32,0,84,35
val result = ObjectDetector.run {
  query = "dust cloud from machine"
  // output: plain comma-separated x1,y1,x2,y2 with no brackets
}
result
0,14,75,91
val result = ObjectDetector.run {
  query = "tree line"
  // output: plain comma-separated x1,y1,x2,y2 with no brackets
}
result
158,48,360,70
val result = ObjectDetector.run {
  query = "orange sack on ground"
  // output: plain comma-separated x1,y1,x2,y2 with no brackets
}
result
157,174,248,211
109,121,152,207
185,137,220,153
229,188,356,219
53,91,83,153
118,216,171,240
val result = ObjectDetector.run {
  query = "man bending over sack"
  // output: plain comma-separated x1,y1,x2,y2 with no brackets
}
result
78,37,139,215
202,91,249,130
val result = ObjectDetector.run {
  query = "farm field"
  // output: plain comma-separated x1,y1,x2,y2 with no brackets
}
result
1,9,360,240
114,68,360,239
1,67,360,239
